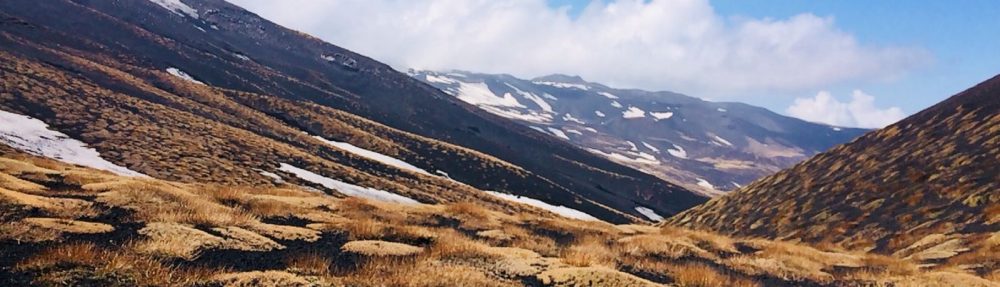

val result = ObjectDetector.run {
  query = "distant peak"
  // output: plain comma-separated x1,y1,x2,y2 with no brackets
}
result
532,74,587,84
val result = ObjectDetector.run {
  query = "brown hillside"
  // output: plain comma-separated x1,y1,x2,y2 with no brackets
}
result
666,74,1000,277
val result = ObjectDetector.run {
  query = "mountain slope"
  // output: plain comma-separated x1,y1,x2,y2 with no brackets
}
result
666,74,1000,275
413,70,867,195
0,0,708,223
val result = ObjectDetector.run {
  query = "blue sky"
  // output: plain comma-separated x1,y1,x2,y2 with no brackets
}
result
551,0,1000,117
233,0,999,128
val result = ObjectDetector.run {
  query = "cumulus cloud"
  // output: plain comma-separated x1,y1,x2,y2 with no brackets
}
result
786,90,905,128
228,0,928,98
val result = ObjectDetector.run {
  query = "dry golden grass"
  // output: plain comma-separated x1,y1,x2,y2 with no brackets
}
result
561,236,615,267
341,240,424,257
0,172,46,192
536,266,659,287
0,186,98,218
21,217,114,234
284,252,333,276
2,153,995,286
16,243,195,286
663,263,761,287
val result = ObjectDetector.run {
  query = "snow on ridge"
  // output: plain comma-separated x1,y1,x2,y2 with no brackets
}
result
641,142,660,153
484,190,599,221
547,128,570,140
278,163,419,204
586,148,659,165
480,106,553,123
166,67,204,85
597,91,619,99
625,141,639,152
455,82,525,108
635,206,664,221
650,111,673,120
0,110,146,177
622,106,646,119
312,136,430,176
666,144,687,159
696,178,715,190
505,83,553,113
425,74,458,85
562,113,584,124
148,0,199,18
711,135,734,147
533,81,590,90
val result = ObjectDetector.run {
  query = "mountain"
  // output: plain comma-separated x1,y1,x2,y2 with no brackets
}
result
412,70,867,196
666,74,1000,276
0,0,709,223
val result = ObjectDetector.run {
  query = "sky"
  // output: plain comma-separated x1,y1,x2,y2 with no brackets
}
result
229,0,1000,128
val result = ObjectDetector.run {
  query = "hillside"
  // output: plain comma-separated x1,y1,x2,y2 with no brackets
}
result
1,148,995,286
0,0,708,223
666,74,1000,277
412,70,866,196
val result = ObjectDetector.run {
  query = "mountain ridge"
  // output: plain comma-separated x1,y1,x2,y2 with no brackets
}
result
412,69,868,196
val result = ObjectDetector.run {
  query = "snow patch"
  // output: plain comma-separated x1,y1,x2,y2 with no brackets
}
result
148,0,199,18
594,110,606,117
625,141,639,152
530,126,547,133
534,81,589,90
597,92,619,99
480,107,553,123
832,127,842,131
610,101,623,108
711,135,734,147
505,83,553,113
166,67,204,85
562,113,584,124
312,136,430,175
232,53,250,61
586,148,659,165
666,144,687,159
582,127,598,133
634,206,664,221
278,163,419,204
484,191,598,221
696,178,715,190
641,142,660,153
650,111,674,120
717,108,727,112
259,171,284,183
455,82,525,108
425,74,458,85
0,110,145,177
622,106,646,119
565,129,583,135
547,128,570,140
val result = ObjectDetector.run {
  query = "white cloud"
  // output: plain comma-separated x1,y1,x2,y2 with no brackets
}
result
786,90,905,128
229,0,928,98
